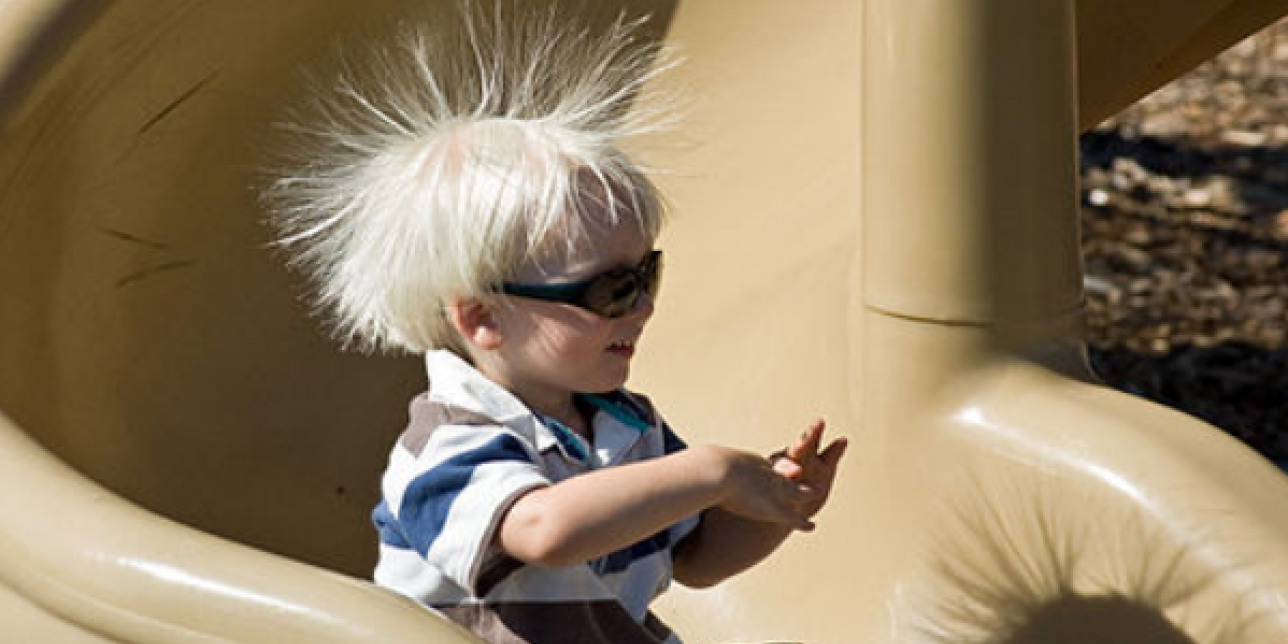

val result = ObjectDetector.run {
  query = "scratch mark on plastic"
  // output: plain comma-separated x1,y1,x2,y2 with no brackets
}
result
99,227,171,250
137,71,220,136
115,260,196,289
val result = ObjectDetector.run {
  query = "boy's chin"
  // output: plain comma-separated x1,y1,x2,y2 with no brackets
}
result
582,367,631,394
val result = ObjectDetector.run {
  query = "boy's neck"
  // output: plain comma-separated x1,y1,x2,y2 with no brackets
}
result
536,396,594,440
469,356,594,439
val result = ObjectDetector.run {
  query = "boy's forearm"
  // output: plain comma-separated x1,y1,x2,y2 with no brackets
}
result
497,446,725,567
671,508,793,588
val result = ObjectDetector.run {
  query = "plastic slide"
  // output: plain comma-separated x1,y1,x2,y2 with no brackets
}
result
2,1,1287,642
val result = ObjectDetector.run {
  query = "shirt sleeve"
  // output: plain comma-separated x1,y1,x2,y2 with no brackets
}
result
385,423,549,595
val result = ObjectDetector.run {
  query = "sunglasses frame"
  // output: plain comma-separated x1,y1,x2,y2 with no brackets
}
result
500,250,662,318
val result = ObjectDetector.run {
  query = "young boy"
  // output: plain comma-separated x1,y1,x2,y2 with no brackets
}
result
265,5,846,644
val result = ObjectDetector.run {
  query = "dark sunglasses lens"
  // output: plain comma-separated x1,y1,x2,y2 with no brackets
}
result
579,251,662,318
642,252,662,297
584,273,640,318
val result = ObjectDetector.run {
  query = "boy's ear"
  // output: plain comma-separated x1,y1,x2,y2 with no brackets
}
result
447,299,504,351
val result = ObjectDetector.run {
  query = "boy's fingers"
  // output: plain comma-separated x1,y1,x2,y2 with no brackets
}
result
785,432,810,461
792,483,825,512
771,509,813,532
779,499,816,531
769,450,806,480
805,419,825,450
821,437,849,468
778,476,817,505
759,484,815,529
789,420,825,461
772,457,803,479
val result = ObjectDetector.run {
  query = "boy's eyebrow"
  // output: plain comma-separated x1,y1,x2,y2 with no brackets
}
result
567,250,654,280
526,249,643,282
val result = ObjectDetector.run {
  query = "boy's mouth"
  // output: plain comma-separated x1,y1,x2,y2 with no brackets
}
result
607,339,636,357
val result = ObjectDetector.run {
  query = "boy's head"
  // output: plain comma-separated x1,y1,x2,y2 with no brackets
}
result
451,197,661,403
264,4,678,356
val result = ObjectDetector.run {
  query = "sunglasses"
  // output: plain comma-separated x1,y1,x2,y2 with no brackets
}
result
501,250,663,318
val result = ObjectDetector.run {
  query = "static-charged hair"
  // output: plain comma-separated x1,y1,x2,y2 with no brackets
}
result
262,2,679,354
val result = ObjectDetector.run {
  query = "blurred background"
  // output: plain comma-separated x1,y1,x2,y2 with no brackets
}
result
1083,16,1288,465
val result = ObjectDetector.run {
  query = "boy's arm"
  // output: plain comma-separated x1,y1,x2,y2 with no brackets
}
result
496,444,818,568
671,421,847,588
669,508,792,588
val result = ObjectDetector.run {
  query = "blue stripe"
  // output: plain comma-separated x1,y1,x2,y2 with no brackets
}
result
536,414,590,461
372,500,413,550
594,528,675,575
397,433,535,557
661,422,687,455
582,392,652,433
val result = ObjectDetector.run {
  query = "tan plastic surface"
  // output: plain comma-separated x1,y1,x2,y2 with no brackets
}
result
0,411,481,643
642,0,1288,642
2,0,1288,642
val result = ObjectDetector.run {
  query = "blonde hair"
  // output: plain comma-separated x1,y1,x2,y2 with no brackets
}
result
263,2,680,354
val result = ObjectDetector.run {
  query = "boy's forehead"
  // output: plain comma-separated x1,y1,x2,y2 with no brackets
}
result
520,218,651,282
512,170,652,277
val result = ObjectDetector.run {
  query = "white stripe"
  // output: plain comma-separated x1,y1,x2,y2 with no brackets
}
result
381,444,419,513
426,459,548,594
384,424,535,513
374,543,469,604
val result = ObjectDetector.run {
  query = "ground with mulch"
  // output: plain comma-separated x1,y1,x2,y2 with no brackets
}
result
1081,19,1288,463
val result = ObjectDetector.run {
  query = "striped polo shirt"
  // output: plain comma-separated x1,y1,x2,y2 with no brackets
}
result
373,350,699,644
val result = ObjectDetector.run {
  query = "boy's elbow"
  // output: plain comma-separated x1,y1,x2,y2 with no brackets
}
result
512,533,585,568
499,501,585,567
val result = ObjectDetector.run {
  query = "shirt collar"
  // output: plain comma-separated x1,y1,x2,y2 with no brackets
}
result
425,349,537,428
423,350,655,464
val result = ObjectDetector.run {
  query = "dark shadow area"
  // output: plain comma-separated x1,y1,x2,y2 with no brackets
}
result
926,587,1218,644
1004,595,1198,644
1078,127,1288,467
1082,128,1288,201
1081,130,1288,249
920,474,1266,644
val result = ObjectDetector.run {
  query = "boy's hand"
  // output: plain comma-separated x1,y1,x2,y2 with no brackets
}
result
770,419,847,518
704,446,822,531
670,425,847,587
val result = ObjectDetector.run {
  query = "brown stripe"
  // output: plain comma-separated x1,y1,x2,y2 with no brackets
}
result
476,554,526,597
641,611,675,642
399,393,499,457
435,602,677,644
